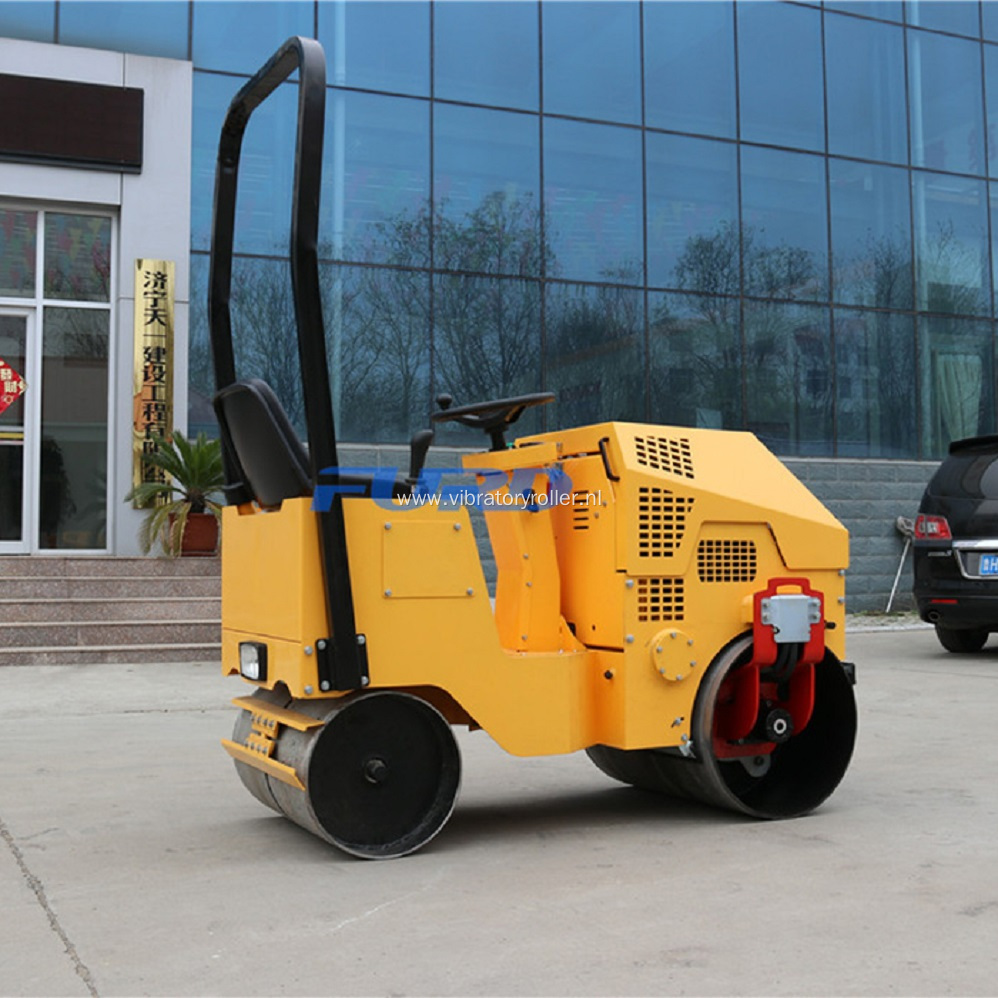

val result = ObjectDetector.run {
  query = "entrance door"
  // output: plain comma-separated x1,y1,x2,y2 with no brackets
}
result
0,310,34,554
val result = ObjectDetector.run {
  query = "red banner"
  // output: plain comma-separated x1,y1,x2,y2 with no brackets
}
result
0,357,26,417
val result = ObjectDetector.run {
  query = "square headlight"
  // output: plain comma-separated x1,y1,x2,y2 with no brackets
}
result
238,641,268,682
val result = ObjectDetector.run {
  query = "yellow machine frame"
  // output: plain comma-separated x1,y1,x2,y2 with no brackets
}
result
221,421,847,760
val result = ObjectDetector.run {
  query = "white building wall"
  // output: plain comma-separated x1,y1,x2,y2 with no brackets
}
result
0,37,192,556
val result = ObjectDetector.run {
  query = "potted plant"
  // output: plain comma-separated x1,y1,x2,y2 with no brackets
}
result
125,430,225,556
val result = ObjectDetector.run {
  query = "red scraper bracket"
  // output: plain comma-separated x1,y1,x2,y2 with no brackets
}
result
713,578,825,760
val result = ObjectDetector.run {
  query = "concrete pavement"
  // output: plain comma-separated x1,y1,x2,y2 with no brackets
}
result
1,627,997,997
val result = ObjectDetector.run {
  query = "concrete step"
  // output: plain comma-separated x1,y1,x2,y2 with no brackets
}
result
0,575,221,600
0,556,222,666
0,643,222,666
0,596,220,623
0,556,220,578
0,620,221,649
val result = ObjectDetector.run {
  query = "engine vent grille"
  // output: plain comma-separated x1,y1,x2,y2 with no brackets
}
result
638,487,694,557
634,435,695,479
697,539,758,582
637,578,685,622
572,491,591,530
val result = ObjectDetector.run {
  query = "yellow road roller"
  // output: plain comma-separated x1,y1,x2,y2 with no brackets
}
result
208,38,857,859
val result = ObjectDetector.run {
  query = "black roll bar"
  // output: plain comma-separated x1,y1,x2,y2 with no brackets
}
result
208,36,367,692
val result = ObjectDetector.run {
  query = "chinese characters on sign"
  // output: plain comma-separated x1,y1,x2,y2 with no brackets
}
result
132,259,174,499
0,358,26,418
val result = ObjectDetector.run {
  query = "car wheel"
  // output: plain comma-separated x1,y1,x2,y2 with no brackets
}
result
935,625,989,653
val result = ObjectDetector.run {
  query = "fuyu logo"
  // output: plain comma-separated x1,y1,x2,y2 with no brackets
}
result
311,465,581,513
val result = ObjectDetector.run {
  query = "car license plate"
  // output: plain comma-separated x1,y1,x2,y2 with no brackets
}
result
980,554,998,575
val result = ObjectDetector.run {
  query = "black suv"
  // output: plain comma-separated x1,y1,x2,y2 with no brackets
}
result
914,435,998,652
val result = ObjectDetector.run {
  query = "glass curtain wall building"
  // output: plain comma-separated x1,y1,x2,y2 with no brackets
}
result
4,0,998,463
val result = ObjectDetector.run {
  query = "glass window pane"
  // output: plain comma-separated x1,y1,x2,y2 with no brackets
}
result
542,1,641,124
323,265,430,444
919,316,995,457
825,14,908,163
907,1,981,36
0,317,26,540
0,1,55,42
44,213,111,303
0,208,37,297
737,2,824,151
60,1,188,60
546,283,645,428
908,30,985,175
830,159,913,308
824,2,904,21
323,91,429,265
912,172,990,315
187,253,217,437
643,1,736,138
40,307,109,549
990,182,998,314
432,275,542,441
835,310,917,458
318,0,429,97
744,302,832,456
191,72,298,255
646,134,738,292
192,1,313,74
434,105,540,277
649,292,741,430
435,0,538,110
741,147,828,301
227,256,304,433
983,44,998,177
543,119,643,284
984,3,998,40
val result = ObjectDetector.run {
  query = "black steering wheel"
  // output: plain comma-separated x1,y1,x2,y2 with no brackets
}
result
431,392,554,451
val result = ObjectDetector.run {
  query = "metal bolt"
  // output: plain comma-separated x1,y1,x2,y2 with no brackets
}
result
690,660,697,668
671,717,683,727
384,522,392,530
466,588,474,596
656,645,663,653
625,579,634,589
625,634,634,644
361,676,370,686
320,680,330,691
521,634,528,641
304,646,313,656
603,670,614,680
385,589,393,597
356,634,366,645
671,631,678,639
304,685,314,695
453,522,461,531
317,640,327,651
838,596,846,604
675,674,684,681
687,639,694,646
526,581,533,588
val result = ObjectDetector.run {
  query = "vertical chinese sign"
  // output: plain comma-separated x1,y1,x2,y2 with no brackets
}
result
132,260,175,497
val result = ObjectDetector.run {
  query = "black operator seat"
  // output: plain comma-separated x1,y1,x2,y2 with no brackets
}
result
214,378,311,509
213,378,412,509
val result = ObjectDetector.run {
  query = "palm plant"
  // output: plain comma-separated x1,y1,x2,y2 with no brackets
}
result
125,431,225,556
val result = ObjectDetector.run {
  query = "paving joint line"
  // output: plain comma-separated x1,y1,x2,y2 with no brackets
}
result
0,813,99,997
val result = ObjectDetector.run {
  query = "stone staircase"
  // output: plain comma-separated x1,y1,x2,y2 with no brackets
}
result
0,556,221,665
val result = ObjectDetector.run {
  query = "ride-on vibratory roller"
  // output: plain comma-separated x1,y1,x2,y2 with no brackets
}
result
208,38,858,859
